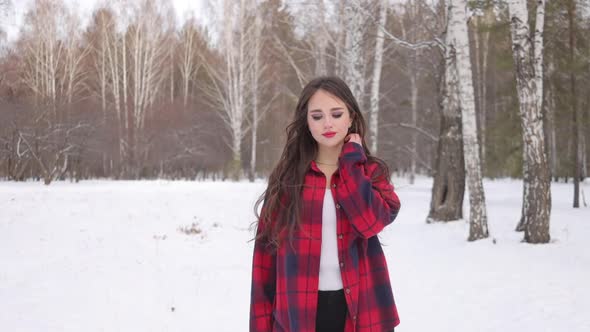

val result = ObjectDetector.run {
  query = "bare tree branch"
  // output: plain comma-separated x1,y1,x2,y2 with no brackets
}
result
380,122,438,142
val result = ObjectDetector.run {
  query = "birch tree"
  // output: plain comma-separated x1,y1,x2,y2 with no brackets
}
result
178,16,204,107
353,0,425,156
300,0,330,77
86,6,123,176
362,0,465,222
368,0,387,154
545,60,557,179
313,1,329,77
20,2,87,113
508,0,552,243
61,11,89,109
344,0,368,111
16,0,92,184
124,0,172,177
100,6,126,167
335,0,347,78
248,2,263,181
88,8,113,121
398,0,428,184
448,0,489,240
567,0,583,208
87,0,172,177
201,0,254,180
470,4,494,169
428,0,465,223
20,0,67,120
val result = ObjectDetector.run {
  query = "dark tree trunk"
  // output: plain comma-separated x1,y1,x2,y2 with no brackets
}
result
427,41,465,223
427,110,465,223
568,0,581,208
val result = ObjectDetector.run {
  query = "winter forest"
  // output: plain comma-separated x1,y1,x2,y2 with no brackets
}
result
2,0,589,238
1,0,590,331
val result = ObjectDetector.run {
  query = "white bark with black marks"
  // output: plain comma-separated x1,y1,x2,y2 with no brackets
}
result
508,0,551,243
427,0,465,223
369,0,387,154
344,0,366,111
448,0,489,241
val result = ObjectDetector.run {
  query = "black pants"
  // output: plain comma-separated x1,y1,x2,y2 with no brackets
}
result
315,289,395,332
316,289,347,332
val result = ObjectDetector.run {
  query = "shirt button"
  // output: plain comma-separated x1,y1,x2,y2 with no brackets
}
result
353,315,357,320
332,183,336,188
345,288,351,294
335,203,340,209
338,234,343,239
339,262,344,268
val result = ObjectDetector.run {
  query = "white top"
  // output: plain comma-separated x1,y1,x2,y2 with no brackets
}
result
318,188,344,291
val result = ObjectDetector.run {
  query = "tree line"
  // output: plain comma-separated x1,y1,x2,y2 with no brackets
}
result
0,0,588,242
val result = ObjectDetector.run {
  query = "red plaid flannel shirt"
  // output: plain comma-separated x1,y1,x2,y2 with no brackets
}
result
250,142,401,332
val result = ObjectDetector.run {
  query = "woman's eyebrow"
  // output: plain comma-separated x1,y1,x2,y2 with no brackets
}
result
309,107,345,113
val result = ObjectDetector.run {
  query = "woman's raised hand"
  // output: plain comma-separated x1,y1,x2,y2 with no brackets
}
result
344,133,362,146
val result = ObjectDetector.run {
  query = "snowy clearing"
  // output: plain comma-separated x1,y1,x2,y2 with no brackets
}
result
0,178,589,331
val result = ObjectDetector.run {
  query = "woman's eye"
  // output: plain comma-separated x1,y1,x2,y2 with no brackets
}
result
312,116,322,120
333,113,343,118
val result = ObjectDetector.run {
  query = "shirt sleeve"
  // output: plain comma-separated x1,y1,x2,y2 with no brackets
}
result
336,141,401,239
249,205,276,332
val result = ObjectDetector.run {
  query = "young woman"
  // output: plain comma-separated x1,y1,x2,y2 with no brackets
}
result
250,76,401,332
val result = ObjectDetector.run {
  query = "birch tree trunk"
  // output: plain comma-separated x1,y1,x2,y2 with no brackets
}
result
471,8,492,171
62,13,88,115
249,3,262,182
344,0,366,111
21,0,65,122
449,0,488,241
169,45,175,104
335,1,346,78
124,0,170,178
122,30,130,176
201,0,253,180
508,0,552,243
312,0,328,77
427,5,465,223
97,15,108,122
178,18,200,108
233,0,247,180
103,19,125,172
399,1,420,184
545,61,557,180
409,72,418,184
369,0,387,154
223,0,273,180
20,0,83,121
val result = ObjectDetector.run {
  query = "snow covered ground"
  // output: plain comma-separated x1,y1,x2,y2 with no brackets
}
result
0,177,589,332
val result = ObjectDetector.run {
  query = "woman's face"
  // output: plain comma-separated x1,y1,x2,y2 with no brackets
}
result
306,89,353,150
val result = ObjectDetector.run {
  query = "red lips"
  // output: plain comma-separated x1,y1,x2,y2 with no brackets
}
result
322,132,336,138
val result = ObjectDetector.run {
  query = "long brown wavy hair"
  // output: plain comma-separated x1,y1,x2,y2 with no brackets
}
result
253,76,390,250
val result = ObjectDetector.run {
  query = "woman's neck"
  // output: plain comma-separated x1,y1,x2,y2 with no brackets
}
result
315,143,343,165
